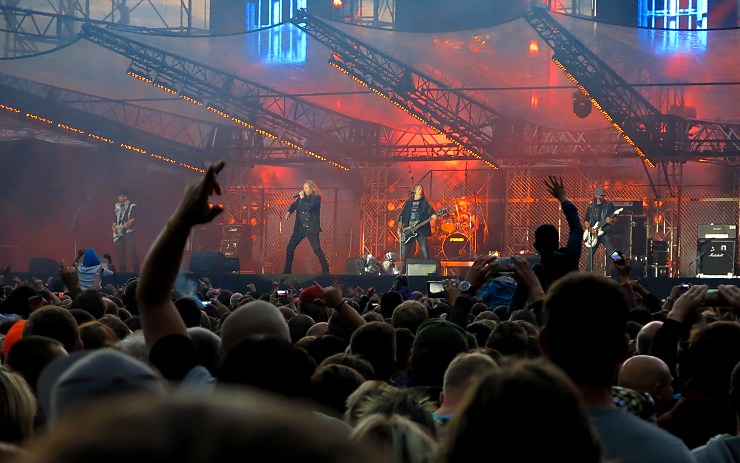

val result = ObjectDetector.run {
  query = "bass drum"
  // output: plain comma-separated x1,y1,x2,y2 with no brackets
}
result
442,232,470,259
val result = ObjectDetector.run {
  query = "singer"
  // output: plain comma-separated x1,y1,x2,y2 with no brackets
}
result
282,180,329,274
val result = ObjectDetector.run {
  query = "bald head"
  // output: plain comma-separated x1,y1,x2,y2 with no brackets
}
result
220,300,290,355
635,321,663,355
618,355,674,413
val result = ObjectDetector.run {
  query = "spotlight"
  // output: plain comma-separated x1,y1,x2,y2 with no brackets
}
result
572,91,592,119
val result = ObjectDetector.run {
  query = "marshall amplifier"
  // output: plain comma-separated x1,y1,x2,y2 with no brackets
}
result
697,239,736,277
611,200,643,215
698,224,737,239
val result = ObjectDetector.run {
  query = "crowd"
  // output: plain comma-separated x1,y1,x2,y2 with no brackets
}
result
1,166,740,463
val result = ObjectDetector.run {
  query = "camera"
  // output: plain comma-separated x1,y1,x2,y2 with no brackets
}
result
610,250,625,266
427,281,445,298
276,289,291,298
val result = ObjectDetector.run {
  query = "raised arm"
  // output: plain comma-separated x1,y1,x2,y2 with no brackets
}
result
136,162,225,349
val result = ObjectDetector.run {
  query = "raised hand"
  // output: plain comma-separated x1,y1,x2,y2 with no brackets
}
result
669,284,708,324
464,255,498,290
171,162,225,228
314,281,343,309
544,175,567,202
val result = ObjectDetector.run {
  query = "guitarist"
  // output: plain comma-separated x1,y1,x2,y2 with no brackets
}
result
583,186,616,272
397,184,438,274
112,189,138,273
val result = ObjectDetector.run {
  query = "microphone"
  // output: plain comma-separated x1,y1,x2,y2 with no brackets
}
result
292,193,301,199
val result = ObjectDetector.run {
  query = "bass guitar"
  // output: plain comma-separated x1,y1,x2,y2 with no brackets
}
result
400,208,447,245
583,207,623,248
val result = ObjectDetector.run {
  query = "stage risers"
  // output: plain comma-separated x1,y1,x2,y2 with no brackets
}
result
14,273,738,301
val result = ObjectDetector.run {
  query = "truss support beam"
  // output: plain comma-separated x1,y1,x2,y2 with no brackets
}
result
291,10,540,169
524,7,740,164
82,24,439,169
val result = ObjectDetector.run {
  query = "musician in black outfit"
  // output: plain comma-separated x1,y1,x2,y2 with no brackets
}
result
397,184,437,274
283,180,329,274
583,186,616,272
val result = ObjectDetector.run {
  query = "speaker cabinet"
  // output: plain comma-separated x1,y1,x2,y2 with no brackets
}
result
406,258,439,276
189,252,238,274
29,257,59,275
697,239,737,276
612,215,648,258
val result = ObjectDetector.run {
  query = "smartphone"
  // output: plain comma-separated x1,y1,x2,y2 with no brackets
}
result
202,300,212,306
703,288,727,306
276,289,291,298
680,283,691,290
496,257,515,272
610,250,625,266
427,281,445,298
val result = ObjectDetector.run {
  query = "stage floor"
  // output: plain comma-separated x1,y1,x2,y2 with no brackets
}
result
25,272,735,302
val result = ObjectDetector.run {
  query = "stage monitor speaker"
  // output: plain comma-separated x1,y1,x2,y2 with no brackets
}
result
406,258,440,276
345,258,364,275
29,257,59,275
697,239,737,276
189,252,236,274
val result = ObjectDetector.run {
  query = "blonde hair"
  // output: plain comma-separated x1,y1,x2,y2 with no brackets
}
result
0,366,36,443
304,180,321,196
352,413,436,463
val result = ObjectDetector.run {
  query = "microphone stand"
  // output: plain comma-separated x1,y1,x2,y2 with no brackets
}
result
69,196,88,257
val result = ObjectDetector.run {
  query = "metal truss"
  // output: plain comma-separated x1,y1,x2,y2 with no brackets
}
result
0,71,211,170
0,72,324,165
525,7,740,165
291,11,537,169
79,25,481,168
0,4,207,59
80,24,399,169
683,120,740,162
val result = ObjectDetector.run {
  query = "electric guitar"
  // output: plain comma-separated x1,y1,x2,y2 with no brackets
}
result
113,219,134,243
583,207,623,248
399,208,447,245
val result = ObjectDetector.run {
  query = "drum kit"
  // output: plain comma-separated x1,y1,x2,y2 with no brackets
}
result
433,197,479,260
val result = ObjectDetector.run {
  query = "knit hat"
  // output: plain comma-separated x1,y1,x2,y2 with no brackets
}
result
49,349,165,419
412,319,469,358
299,284,324,304
1,320,25,358
81,248,100,267
594,187,605,197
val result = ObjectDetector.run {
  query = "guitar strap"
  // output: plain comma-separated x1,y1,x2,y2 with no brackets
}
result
115,201,136,232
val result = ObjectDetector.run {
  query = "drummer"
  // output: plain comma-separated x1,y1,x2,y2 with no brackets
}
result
456,198,479,234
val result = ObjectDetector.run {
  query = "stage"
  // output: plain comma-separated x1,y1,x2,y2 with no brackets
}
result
17,271,738,303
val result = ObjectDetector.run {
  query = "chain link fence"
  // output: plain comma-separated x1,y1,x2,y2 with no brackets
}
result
218,166,738,276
